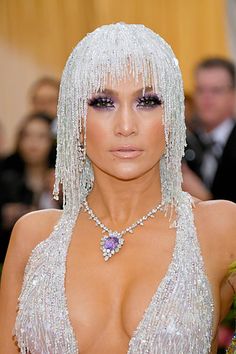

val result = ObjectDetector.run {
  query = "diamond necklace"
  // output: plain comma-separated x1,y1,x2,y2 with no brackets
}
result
82,199,164,261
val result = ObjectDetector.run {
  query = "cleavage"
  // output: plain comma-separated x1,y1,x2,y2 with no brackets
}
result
65,216,177,351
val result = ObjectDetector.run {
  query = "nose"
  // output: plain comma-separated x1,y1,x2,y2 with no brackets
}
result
113,104,138,137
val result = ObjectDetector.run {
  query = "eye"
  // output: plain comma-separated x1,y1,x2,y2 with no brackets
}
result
137,94,162,108
88,96,115,109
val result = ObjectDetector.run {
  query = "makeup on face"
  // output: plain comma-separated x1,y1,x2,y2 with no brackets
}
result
85,81,165,168
109,144,144,159
87,87,162,111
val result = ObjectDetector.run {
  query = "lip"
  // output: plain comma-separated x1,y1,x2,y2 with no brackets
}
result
110,145,143,159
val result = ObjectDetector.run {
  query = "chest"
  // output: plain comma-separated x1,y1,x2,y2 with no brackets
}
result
66,222,176,344
15,209,215,354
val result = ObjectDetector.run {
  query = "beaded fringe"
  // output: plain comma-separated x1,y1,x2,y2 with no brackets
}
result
52,23,186,217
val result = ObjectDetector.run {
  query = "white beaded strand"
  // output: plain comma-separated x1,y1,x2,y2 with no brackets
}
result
53,22,186,218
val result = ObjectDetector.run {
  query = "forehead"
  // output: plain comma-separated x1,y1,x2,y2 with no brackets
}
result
90,73,157,98
34,84,58,97
23,119,49,133
99,77,154,93
196,67,232,85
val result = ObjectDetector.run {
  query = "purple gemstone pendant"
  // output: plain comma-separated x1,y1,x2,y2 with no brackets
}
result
100,232,124,261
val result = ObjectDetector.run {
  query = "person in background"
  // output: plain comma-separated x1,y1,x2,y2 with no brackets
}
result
1,23,236,354
29,77,60,118
182,93,212,201
0,113,61,263
29,77,60,136
184,93,195,131
183,58,236,354
184,58,236,202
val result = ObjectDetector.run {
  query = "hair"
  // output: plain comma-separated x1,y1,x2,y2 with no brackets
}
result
195,57,236,89
53,23,186,215
30,77,60,100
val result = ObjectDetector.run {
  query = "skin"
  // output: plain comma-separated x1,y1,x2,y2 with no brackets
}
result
194,67,236,132
19,118,53,167
31,83,59,118
0,77,236,354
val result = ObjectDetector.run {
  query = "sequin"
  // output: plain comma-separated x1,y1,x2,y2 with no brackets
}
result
14,192,214,353
14,23,214,353
52,22,187,215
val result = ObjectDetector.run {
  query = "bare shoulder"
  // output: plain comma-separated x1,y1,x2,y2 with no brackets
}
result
13,208,63,235
191,196,236,265
2,208,63,301
192,197,236,232
0,209,63,353
6,208,63,268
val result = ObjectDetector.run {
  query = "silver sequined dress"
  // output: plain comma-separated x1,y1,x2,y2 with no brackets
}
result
14,192,214,353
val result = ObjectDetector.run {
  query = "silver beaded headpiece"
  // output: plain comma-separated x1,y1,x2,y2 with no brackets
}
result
53,22,186,213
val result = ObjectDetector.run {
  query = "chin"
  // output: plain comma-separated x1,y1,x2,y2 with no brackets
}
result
91,157,159,181
113,173,142,181
103,165,152,181
200,111,219,122
201,116,222,128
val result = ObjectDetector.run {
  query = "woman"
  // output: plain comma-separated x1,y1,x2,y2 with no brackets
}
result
0,23,236,354
0,113,59,263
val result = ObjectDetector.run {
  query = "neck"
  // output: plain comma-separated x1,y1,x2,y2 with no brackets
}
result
87,164,162,227
203,117,231,133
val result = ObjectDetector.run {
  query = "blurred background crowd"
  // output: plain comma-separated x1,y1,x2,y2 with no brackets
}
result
0,1,236,352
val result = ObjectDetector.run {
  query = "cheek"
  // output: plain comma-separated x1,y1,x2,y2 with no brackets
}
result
86,116,109,158
19,138,30,152
87,123,104,143
40,139,52,153
146,119,166,157
85,110,166,172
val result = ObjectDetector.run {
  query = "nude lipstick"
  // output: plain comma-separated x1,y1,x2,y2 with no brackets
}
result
110,145,143,159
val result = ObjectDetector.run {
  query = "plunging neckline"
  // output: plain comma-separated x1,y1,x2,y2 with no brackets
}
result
14,192,215,354
63,212,180,353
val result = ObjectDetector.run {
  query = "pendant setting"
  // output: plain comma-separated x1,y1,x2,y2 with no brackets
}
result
100,232,125,261
82,199,164,262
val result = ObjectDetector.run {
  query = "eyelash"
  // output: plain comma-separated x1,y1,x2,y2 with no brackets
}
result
88,96,114,109
137,95,162,108
87,94,162,109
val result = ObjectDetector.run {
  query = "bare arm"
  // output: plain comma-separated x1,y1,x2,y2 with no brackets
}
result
193,198,236,320
0,218,25,353
0,209,62,353
219,203,236,320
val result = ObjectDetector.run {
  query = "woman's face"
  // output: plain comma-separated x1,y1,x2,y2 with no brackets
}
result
86,77,165,181
19,118,53,165
32,83,58,118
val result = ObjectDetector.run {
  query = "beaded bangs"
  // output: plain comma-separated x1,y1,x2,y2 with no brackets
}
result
53,22,186,213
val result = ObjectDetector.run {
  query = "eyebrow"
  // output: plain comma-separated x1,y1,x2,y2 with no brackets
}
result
96,86,155,96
